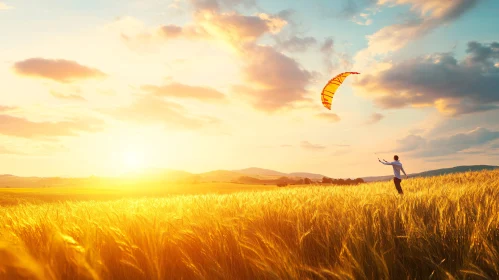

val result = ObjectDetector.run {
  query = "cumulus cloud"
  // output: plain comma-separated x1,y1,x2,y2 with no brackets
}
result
301,141,326,150
355,0,480,68
355,41,499,116
395,127,499,157
141,11,286,45
315,113,341,123
233,44,312,112
120,7,315,113
365,112,384,124
110,94,219,130
195,11,286,44
0,114,104,139
13,58,106,83
141,82,226,102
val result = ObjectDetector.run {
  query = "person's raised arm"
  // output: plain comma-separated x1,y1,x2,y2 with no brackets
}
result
379,159,393,165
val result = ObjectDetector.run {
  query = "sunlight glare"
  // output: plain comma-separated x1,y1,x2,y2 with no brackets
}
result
122,150,145,172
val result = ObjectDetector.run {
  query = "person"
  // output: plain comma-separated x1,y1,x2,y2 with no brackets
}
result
379,155,407,194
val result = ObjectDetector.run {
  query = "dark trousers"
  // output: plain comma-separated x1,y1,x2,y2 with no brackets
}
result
393,177,403,194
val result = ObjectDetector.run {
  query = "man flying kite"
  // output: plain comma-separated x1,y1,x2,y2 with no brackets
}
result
379,155,408,195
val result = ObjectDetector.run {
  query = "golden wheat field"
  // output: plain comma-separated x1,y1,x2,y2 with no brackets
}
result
1,170,498,280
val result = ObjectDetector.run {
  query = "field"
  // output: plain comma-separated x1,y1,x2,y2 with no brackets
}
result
1,170,498,280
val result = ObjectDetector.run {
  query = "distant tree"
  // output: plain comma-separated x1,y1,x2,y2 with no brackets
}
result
354,178,364,185
304,178,312,184
322,177,333,184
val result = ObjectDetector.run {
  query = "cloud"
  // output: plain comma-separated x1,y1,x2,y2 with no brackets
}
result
195,11,286,44
120,10,288,55
301,141,326,150
365,112,384,125
160,25,184,38
320,37,353,74
0,114,105,139
355,41,499,116
321,38,334,58
275,35,317,52
232,44,313,112
13,58,106,83
355,0,480,68
110,94,219,130
465,41,499,71
187,11,311,112
120,9,313,113
316,113,341,123
141,82,226,102
50,91,86,101
0,2,13,10
395,127,499,157
149,11,287,45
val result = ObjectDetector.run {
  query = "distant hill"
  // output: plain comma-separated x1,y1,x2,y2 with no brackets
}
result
288,172,326,180
233,168,288,178
198,170,246,182
233,168,330,180
1,165,496,188
414,165,499,178
362,165,499,182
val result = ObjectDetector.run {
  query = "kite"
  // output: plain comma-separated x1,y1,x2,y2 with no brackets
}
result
321,72,360,110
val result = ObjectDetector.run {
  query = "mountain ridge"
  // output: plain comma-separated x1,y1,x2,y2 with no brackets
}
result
0,165,496,187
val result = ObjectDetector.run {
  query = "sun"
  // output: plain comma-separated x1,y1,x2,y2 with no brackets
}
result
122,150,146,172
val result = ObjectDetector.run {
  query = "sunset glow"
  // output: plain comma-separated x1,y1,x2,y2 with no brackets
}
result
122,149,146,172
0,0,498,178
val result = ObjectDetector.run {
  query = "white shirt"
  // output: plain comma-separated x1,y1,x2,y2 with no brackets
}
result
381,160,405,179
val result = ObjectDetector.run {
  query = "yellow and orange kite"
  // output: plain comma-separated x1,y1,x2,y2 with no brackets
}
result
321,72,360,110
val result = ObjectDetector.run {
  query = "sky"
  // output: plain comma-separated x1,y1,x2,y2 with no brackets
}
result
1,0,498,178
